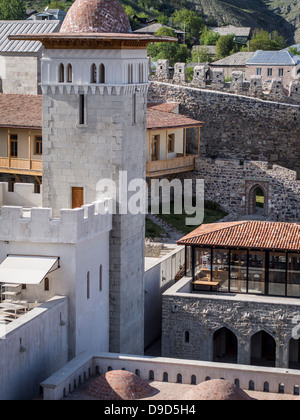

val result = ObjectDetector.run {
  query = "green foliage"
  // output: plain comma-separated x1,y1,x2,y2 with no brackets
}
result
199,26,220,46
289,46,300,56
0,0,25,19
191,45,212,63
249,29,286,51
171,8,204,43
215,34,237,59
148,27,191,66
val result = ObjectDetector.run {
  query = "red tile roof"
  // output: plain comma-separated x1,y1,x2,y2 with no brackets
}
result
60,0,132,34
147,102,180,113
177,221,300,252
147,108,203,130
0,94,42,129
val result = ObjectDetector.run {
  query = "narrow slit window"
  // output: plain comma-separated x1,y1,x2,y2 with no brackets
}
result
79,94,85,125
87,271,90,299
99,265,103,292
133,93,137,125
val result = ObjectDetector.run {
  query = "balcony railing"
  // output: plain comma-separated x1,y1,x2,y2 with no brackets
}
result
0,157,42,174
146,155,196,177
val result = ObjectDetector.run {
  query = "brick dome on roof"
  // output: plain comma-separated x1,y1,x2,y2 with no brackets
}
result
86,370,158,400
184,380,254,401
60,0,132,34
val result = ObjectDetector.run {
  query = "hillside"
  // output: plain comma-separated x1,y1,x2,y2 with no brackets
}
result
25,0,299,44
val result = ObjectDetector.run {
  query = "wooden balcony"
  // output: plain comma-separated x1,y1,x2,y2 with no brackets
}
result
146,155,196,177
0,157,42,176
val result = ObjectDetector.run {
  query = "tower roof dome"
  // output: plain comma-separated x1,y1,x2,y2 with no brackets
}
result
60,0,132,34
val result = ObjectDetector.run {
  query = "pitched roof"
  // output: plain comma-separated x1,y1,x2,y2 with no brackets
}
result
177,221,300,251
247,50,300,66
147,108,203,130
211,52,254,66
211,25,251,38
147,102,179,113
134,23,184,35
0,94,42,129
0,20,61,53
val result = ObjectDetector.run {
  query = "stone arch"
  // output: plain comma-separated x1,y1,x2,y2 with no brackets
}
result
250,329,276,367
286,333,300,370
212,326,238,364
245,181,269,216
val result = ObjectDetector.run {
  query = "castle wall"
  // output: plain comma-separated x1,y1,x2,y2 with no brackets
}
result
0,183,42,208
0,296,68,400
162,277,300,369
148,81,300,176
0,199,112,359
194,158,300,221
1,55,41,95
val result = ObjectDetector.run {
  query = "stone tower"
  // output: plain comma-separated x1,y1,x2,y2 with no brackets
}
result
11,0,175,355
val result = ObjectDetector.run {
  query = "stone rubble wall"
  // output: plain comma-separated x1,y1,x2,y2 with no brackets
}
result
154,60,300,104
148,81,300,176
162,277,300,368
194,158,300,221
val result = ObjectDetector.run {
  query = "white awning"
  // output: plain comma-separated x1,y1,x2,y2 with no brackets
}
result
0,255,59,285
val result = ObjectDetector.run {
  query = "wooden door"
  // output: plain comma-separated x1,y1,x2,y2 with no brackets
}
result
72,187,84,209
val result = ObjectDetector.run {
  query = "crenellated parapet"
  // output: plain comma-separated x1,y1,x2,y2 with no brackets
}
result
0,199,113,244
153,60,300,104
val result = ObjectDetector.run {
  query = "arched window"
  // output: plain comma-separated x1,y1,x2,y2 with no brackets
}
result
58,63,64,83
128,64,133,84
91,64,97,83
99,64,105,84
139,63,143,83
66,63,73,83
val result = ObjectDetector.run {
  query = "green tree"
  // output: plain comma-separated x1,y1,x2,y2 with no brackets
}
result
289,46,300,56
191,45,212,63
249,29,286,51
199,26,220,46
147,27,191,66
171,8,204,44
215,34,236,59
0,0,25,20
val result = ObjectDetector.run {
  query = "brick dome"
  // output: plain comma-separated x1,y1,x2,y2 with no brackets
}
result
184,379,254,401
87,370,158,400
60,0,132,34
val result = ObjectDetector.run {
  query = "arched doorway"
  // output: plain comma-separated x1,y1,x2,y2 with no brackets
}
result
289,338,300,369
251,331,276,367
245,181,269,217
213,327,238,364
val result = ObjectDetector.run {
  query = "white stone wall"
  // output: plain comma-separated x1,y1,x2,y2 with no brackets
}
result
0,182,42,208
1,54,41,95
0,296,68,400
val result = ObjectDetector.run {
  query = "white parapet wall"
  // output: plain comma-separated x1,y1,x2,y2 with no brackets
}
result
41,352,300,400
0,183,42,208
0,198,113,244
0,296,68,400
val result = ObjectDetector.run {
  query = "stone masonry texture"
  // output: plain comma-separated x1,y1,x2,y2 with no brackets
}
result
148,82,300,176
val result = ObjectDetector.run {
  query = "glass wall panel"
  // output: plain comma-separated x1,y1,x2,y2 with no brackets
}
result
269,252,286,296
186,246,192,277
194,248,212,290
212,249,229,292
230,251,247,293
287,254,300,297
248,251,265,294
194,248,211,279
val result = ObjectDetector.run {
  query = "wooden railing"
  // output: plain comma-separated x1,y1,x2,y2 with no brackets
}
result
146,155,196,177
0,157,42,173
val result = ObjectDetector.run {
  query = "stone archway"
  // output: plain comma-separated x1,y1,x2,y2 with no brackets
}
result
250,330,276,367
213,327,238,364
245,181,269,217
